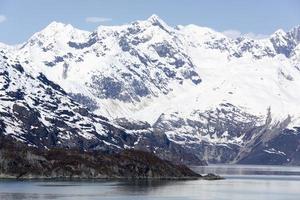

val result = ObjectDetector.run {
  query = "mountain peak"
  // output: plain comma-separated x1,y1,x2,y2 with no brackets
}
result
25,21,89,47
48,21,67,27
43,21,74,33
29,21,76,39
272,29,286,37
145,14,167,27
147,14,163,23
143,14,171,32
288,25,300,43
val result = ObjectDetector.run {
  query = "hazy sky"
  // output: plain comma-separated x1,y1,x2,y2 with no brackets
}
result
0,0,299,44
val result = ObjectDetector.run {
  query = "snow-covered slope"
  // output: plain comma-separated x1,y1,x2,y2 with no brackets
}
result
8,15,299,123
0,50,204,165
1,15,300,165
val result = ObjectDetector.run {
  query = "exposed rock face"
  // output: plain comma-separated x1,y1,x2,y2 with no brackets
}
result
151,104,299,165
0,55,135,153
0,137,202,179
238,128,300,165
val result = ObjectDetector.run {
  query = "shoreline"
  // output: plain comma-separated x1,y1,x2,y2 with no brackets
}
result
0,174,223,181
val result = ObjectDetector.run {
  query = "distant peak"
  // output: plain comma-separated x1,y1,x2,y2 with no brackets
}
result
25,21,90,46
143,14,171,32
48,21,66,26
290,25,300,30
147,14,162,23
145,14,168,27
37,21,89,37
273,29,286,36
288,25,300,42
45,21,73,31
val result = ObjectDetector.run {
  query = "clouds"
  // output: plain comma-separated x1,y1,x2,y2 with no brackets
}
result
85,17,112,23
0,15,7,23
222,29,269,40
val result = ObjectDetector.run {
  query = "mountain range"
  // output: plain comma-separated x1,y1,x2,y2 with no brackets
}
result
1,15,300,165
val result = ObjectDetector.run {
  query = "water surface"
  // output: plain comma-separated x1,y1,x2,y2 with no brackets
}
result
1,165,300,200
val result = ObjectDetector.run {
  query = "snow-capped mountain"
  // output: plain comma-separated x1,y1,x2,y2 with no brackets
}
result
1,15,300,165
0,50,203,165
15,16,202,119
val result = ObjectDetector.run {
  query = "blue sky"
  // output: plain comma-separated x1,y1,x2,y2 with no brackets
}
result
0,0,299,44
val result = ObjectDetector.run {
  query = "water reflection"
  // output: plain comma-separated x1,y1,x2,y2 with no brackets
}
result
191,164,300,177
0,179,179,200
113,179,179,194
0,193,72,200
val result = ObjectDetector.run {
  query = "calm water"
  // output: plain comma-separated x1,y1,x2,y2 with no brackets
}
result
1,165,300,200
